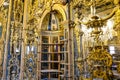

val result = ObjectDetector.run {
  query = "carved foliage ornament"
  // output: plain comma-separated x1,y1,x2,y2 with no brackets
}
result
0,0,4,7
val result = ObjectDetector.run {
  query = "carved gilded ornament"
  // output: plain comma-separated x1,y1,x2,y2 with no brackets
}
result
75,6,113,79
74,26,81,54
0,6,7,66
117,63,120,73
114,8,120,28
87,46,113,79
24,51,37,79
0,0,4,7
35,0,68,18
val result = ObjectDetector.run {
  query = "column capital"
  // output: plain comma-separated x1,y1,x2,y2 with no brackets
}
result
69,20,76,28
79,31,84,36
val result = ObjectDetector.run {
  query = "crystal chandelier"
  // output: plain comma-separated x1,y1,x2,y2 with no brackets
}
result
81,0,115,47
77,0,113,79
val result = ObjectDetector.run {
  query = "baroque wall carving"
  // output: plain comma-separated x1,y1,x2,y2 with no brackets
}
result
0,4,8,78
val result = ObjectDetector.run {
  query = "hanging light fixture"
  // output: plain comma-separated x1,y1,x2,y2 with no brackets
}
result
77,0,113,79
80,0,115,46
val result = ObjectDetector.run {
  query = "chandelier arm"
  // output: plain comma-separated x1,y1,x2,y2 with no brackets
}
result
78,20,88,25
101,8,116,21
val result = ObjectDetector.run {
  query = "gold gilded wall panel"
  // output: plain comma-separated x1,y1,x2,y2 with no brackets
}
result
0,5,7,78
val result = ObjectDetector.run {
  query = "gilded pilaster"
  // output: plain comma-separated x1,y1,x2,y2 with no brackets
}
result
19,0,28,79
2,0,12,79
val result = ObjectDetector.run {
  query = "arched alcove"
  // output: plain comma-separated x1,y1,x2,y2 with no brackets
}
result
37,4,67,80
41,10,64,31
38,4,67,31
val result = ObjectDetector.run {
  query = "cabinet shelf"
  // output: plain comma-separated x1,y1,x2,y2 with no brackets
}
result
42,43,64,45
60,63,68,65
41,61,60,63
60,39,68,42
41,52,67,54
41,69,62,73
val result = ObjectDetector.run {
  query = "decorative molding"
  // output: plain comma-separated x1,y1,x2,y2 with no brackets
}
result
0,0,4,7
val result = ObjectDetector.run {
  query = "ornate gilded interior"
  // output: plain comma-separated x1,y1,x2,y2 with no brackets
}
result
0,0,120,80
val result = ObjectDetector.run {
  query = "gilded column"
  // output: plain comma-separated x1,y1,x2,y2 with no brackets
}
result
68,0,75,79
19,0,28,79
37,35,41,80
2,0,12,79
68,20,75,80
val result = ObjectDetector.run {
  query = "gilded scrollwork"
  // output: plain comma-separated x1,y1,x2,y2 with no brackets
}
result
74,12,83,55
117,63,120,73
0,0,4,7
24,51,37,79
102,0,120,28
1,0,120,79
74,0,115,78
87,46,113,79
0,4,8,77
6,0,24,79
99,0,120,44
35,0,68,18
24,2,39,79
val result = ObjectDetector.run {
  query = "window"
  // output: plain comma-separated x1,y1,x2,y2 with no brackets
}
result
109,46,115,55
